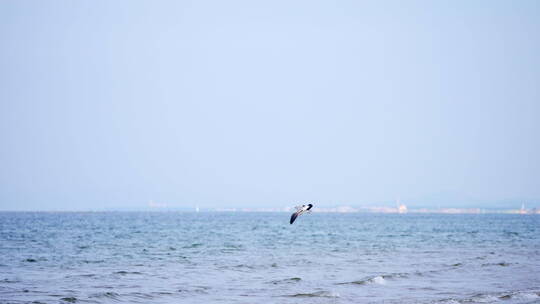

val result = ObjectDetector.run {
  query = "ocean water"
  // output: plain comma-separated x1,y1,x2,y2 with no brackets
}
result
0,212,539,304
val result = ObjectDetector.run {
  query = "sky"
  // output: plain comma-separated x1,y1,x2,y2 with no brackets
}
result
1,0,539,211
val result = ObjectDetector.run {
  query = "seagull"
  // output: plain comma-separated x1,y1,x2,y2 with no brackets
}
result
290,204,313,224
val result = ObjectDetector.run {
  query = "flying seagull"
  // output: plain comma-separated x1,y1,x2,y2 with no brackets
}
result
290,204,313,224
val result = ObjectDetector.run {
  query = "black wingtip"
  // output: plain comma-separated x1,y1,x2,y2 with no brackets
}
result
290,212,298,224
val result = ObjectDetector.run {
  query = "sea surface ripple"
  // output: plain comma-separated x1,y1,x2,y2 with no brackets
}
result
0,212,539,304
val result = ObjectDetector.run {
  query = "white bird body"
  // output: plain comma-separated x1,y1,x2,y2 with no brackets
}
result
290,204,313,224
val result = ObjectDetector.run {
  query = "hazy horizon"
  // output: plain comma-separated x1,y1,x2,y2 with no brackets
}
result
1,1,539,211
0,195,536,212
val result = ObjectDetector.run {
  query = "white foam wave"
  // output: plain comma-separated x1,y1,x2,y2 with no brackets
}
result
512,292,539,300
371,276,386,285
438,300,460,304
472,294,499,303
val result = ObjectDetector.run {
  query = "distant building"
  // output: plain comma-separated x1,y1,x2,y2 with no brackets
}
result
398,203,408,214
396,199,408,214
519,204,527,215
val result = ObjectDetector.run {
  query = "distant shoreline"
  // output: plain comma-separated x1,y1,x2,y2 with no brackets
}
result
1,209,539,214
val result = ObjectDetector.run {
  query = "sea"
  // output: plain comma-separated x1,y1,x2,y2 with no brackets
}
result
0,212,539,304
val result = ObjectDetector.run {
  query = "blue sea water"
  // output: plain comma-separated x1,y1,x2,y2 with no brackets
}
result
0,212,539,304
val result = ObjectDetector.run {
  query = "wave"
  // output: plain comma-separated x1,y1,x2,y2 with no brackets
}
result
338,273,409,285
65,273,97,278
183,243,203,248
177,286,212,294
128,292,155,300
60,297,77,303
218,264,257,272
82,259,104,264
114,271,143,275
436,290,540,304
270,277,302,284
23,257,47,263
233,264,256,269
481,262,512,267
337,258,514,288
89,291,122,301
500,291,540,301
285,291,340,298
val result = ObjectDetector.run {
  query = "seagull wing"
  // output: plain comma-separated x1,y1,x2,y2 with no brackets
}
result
290,211,301,224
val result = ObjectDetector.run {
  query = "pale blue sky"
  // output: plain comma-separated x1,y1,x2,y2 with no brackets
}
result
1,1,539,211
